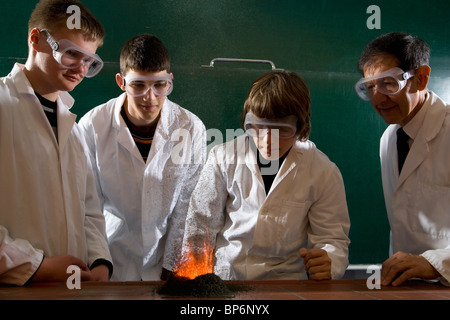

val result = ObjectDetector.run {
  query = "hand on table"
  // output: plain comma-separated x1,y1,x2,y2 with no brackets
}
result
33,254,91,282
381,251,441,286
90,264,110,281
300,248,331,280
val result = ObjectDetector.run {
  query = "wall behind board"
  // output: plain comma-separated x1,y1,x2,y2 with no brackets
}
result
1,0,449,265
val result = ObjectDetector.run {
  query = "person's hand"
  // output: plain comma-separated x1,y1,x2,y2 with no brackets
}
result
381,251,441,286
300,248,331,280
90,264,110,281
33,255,91,282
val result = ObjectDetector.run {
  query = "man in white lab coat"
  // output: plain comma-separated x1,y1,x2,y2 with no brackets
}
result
355,32,450,285
79,34,206,281
0,0,112,286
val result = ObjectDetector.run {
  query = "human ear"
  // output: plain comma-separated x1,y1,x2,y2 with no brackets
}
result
415,65,431,91
116,73,126,91
29,28,41,51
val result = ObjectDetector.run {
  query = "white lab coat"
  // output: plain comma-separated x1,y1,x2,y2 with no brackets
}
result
183,134,350,280
79,93,206,280
380,91,450,284
0,64,112,286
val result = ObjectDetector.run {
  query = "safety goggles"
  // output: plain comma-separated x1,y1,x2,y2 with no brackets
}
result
244,113,298,139
354,67,414,101
42,29,104,78
123,74,173,97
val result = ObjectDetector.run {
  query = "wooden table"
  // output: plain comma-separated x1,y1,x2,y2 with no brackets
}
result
2,279,448,318
1,279,449,300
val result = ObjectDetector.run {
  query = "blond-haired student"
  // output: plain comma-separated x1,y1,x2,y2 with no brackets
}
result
0,0,112,285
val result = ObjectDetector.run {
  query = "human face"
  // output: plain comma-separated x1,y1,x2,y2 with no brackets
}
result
363,55,421,126
117,70,171,127
252,131,297,160
29,28,100,94
245,113,298,160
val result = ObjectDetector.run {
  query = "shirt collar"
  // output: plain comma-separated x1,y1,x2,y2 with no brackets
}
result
403,91,430,141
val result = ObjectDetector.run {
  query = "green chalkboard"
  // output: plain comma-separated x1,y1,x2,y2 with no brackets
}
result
1,0,449,265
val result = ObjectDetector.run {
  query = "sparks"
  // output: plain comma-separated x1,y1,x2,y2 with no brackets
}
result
174,234,213,280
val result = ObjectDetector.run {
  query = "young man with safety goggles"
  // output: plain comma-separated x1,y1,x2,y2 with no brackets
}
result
78,34,206,281
356,32,450,286
181,71,350,281
0,0,112,286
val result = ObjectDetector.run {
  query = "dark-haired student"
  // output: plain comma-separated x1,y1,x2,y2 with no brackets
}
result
79,34,206,281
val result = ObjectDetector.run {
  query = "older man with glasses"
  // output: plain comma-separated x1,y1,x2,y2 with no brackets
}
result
355,32,450,286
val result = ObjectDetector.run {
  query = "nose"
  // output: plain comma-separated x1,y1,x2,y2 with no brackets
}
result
71,63,88,77
262,129,271,142
257,129,272,156
370,88,389,105
142,87,158,101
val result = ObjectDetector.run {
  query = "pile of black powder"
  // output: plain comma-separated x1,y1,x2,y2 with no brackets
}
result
158,273,235,298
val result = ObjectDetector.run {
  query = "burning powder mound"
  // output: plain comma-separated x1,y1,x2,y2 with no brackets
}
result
158,273,234,298
158,234,235,297
173,240,214,280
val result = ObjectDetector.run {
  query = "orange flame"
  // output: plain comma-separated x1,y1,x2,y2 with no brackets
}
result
174,235,213,280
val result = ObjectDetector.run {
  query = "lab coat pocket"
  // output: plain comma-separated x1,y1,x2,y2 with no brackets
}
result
279,201,309,244
412,183,450,240
254,201,309,256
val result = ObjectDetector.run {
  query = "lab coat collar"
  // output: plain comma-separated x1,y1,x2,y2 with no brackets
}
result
147,98,177,164
11,63,35,96
398,91,447,186
11,63,75,108
56,95,77,152
112,93,145,161
112,93,175,134
112,94,179,164
11,63,76,152
244,135,302,197
268,144,300,194
112,92,128,129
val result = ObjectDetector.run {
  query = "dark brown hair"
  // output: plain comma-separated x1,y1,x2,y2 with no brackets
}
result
120,34,170,75
358,32,430,74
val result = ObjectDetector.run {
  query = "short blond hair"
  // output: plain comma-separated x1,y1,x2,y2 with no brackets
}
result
28,0,105,45
242,71,311,141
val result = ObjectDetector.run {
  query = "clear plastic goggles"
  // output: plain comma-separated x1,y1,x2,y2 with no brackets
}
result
355,67,414,101
42,29,104,78
244,113,298,139
123,74,173,97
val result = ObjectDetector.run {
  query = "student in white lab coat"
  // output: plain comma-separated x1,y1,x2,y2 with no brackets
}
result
79,34,206,281
0,0,112,286
181,71,350,281
355,32,450,286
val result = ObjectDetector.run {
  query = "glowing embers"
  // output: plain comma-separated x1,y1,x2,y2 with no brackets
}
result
158,234,234,297
173,239,214,280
